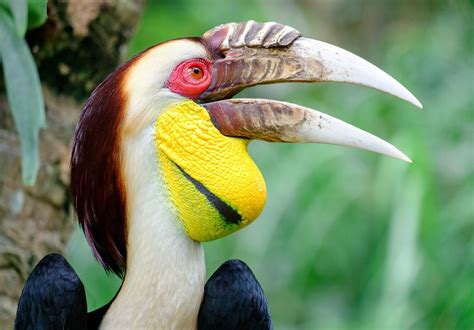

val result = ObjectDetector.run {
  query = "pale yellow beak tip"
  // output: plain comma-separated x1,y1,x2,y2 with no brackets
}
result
412,97,423,109
398,153,413,163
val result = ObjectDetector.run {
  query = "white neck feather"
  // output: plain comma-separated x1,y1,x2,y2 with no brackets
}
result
100,125,205,329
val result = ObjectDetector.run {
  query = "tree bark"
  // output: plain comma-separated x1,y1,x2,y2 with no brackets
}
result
0,1,144,327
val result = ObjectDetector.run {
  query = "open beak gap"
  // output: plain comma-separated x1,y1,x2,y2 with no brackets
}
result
201,21,422,162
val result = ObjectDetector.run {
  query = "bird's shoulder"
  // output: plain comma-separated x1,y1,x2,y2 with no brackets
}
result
198,259,272,330
14,253,87,330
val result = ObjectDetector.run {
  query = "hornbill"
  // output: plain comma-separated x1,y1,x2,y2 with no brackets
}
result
14,21,421,329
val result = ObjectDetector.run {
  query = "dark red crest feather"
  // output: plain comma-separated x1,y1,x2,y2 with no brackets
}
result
71,54,143,277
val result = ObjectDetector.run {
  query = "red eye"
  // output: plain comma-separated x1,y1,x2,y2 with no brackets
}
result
189,66,204,80
167,58,212,99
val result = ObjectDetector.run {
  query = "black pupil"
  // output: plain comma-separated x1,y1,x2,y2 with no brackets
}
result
193,67,200,74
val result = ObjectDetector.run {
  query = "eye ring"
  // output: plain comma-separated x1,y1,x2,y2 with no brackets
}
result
188,66,204,80
167,58,212,99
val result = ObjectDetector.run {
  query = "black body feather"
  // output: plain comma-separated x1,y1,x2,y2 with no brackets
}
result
14,254,111,330
15,256,271,329
14,254,87,330
198,259,272,330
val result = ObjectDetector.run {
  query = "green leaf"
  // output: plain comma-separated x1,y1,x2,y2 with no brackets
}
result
26,0,47,29
0,0,27,36
0,9,45,185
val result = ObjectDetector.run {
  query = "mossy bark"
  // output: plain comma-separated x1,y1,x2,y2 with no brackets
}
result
0,1,144,327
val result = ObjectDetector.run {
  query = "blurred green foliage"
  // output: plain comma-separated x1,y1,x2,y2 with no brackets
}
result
0,0,47,185
67,0,474,328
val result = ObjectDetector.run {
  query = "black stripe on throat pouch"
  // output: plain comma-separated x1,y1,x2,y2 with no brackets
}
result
176,164,242,225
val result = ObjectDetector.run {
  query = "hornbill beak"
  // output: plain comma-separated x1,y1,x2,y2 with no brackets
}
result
200,21,422,162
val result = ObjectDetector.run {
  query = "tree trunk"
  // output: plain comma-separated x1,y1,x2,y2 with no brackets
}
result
0,1,144,327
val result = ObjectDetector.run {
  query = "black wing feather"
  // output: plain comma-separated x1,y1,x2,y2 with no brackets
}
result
14,253,87,330
198,259,272,330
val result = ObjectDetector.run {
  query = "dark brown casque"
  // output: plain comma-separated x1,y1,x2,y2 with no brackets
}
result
200,21,303,101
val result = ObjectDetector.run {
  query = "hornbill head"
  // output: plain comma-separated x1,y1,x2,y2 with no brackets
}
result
71,21,421,277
